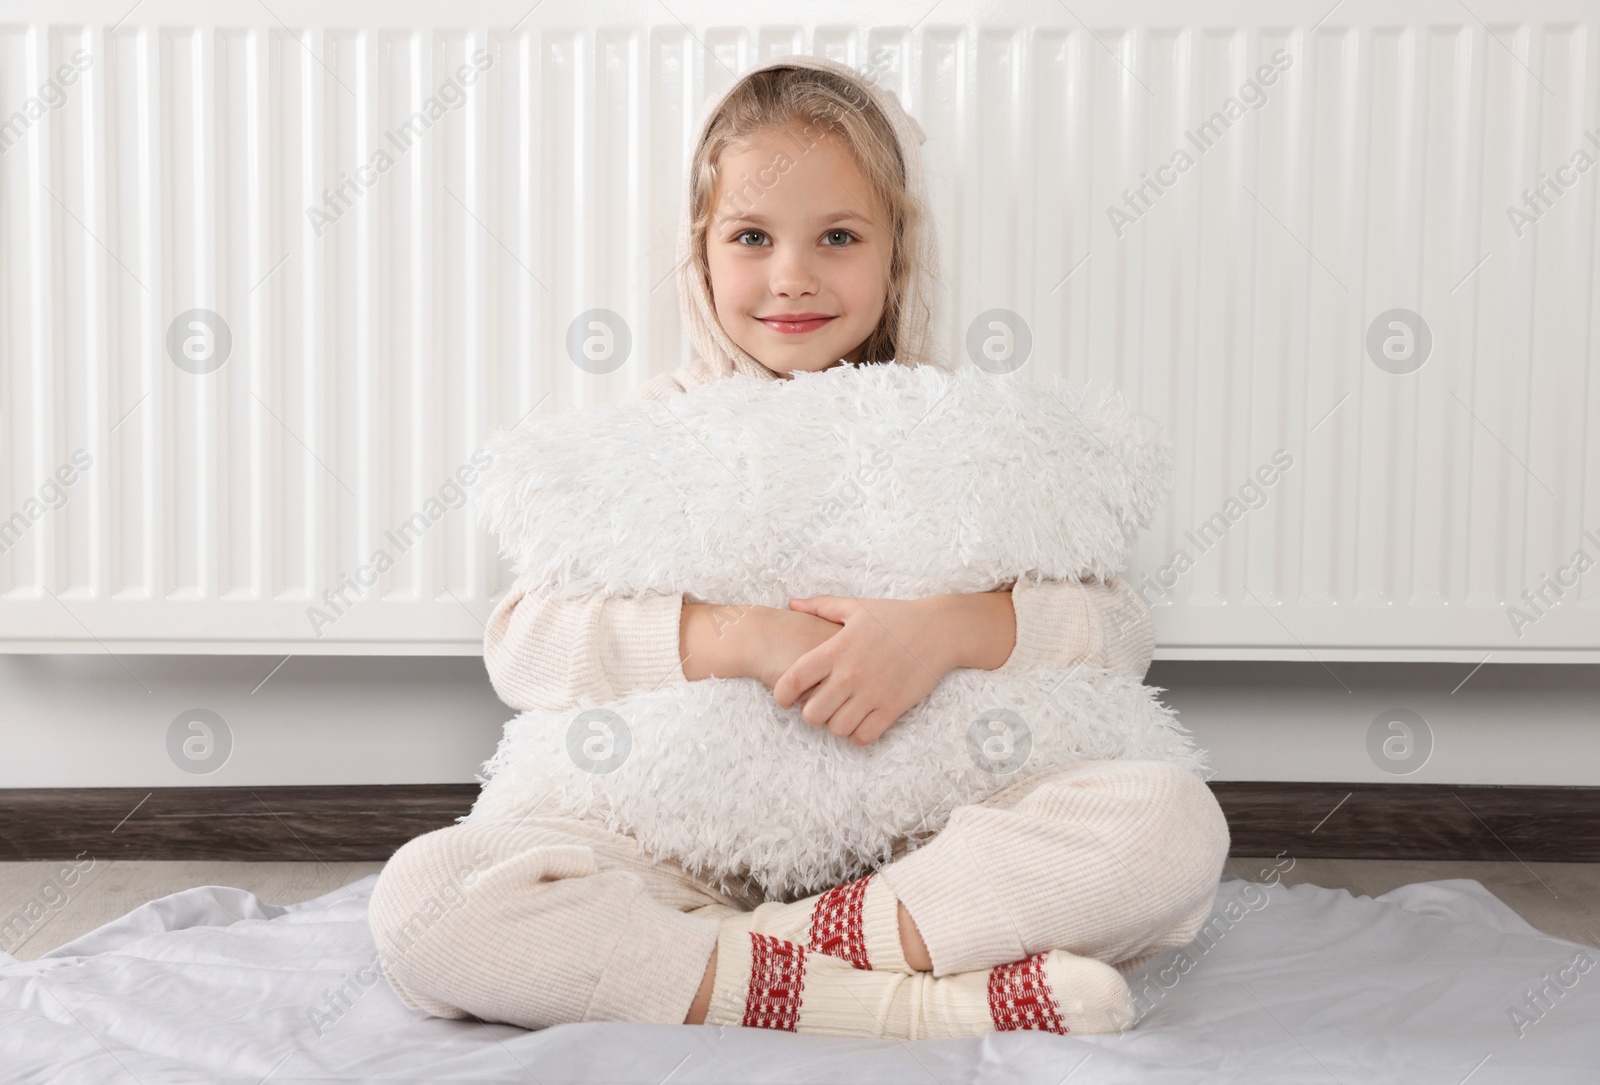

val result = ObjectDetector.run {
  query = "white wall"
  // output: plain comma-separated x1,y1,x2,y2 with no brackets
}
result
3,656,1595,788
0,655,509,789
1149,661,1600,786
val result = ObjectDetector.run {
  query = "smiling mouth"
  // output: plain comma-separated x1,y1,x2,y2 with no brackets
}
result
759,316,836,334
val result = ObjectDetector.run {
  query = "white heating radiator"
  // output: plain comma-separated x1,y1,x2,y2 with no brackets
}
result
2,0,1595,661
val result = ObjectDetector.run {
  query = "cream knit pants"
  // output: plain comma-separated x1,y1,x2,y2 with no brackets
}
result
367,758,1230,1030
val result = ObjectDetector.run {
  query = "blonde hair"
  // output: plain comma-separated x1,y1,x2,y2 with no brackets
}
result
684,64,934,370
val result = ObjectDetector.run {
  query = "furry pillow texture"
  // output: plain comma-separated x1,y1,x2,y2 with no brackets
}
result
464,361,1206,901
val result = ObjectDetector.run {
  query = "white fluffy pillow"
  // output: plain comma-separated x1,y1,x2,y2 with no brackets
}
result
465,362,1204,901
472,361,1171,601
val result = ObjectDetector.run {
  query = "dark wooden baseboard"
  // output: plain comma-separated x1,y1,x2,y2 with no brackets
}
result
1211,782,1600,863
0,785,478,862
1,782,1596,862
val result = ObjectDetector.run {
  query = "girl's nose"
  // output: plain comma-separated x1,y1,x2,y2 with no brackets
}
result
768,243,820,296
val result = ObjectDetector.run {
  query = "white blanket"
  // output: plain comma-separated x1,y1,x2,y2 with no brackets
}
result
3,873,1593,1082
466,362,1198,899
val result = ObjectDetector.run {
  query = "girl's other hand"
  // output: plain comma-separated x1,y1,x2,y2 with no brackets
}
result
773,595,960,747
749,607,845,690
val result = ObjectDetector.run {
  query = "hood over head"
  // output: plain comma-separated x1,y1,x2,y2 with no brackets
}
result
672,54,945,385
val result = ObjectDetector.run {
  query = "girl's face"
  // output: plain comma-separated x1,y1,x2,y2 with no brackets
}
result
706,126,892,378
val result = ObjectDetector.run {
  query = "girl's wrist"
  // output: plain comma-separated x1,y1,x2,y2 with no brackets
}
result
920,591,1016,672
681,602,769,680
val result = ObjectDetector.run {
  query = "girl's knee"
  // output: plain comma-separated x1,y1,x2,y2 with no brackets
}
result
1135,761,1230,876
370,832,463,956
368,825,512,965
1087,762,1230,954
1028,760,1230,893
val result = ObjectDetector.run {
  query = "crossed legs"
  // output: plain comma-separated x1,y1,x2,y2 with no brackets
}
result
369,760,1230,1031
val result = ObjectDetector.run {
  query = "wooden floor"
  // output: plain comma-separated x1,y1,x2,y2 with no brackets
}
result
2,857,1596,963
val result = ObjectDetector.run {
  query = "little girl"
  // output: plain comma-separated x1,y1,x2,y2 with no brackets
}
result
368,54,1229,1040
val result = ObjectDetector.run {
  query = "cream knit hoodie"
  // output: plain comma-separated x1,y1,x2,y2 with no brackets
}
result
482,55,1155,713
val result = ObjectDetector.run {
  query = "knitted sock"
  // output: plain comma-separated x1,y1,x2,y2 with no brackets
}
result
884,948,1137,1039
703,918,1135,1038
738,873,912,972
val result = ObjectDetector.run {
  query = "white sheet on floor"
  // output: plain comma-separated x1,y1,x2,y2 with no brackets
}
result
1,872,1595,1083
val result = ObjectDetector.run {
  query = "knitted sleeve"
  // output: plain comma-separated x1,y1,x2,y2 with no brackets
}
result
481,570,688,712
993,573,1156,681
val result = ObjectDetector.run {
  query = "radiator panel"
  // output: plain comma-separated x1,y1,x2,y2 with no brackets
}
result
0,1,1594,658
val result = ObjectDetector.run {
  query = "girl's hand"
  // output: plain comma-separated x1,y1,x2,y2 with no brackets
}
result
681,603,842,684
772,595,960,747
748,607,845,690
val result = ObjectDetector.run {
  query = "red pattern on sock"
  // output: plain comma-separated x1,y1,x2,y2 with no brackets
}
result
807,875,872,969
742,933,807,1031
987,953,1069,1033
